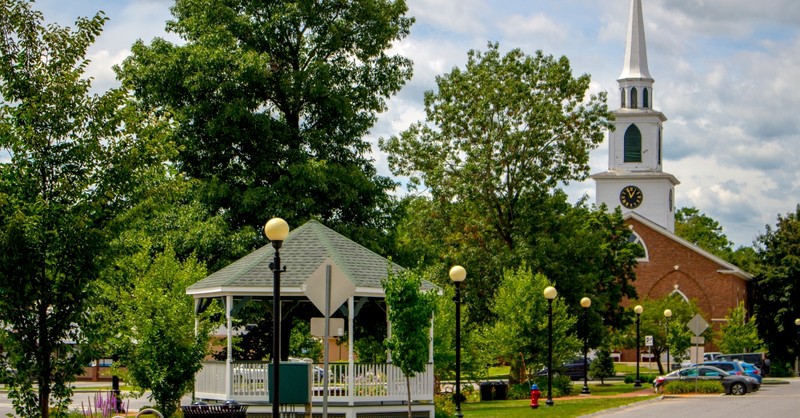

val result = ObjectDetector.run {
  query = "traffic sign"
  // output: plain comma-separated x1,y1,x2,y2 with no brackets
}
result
645,335,654,346
687,314,709,336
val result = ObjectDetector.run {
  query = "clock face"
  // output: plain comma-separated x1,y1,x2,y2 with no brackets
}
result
619,185,644,209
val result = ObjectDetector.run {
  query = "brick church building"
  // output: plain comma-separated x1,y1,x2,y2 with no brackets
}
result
591,0,752,359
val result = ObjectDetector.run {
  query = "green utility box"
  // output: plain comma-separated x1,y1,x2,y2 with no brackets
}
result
268,362,312,404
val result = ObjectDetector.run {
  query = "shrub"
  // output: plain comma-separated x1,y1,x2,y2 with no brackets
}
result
508,383,531,400
769,361,795,377
434,394,456,418
662,380,723,394
624,373,657,384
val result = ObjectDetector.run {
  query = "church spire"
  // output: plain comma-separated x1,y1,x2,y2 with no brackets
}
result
619,0,652,81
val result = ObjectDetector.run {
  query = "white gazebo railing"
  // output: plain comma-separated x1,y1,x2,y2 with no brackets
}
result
194,361,434,404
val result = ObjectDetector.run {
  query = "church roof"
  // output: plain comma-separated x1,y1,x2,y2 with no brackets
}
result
625,212,753,281
619,0,653,81
187,220,420,298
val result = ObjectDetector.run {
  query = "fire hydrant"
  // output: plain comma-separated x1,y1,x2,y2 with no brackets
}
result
530,383,541,409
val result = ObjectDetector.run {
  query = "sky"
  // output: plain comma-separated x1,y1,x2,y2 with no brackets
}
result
29,0,800,248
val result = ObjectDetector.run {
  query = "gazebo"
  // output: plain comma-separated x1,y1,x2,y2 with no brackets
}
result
186,220,436,417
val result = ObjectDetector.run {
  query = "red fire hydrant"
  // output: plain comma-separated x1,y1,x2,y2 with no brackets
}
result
530,383,541,409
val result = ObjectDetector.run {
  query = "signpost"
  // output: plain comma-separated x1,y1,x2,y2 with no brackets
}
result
686,314,709,392
645,335,653,372
303,259,355,418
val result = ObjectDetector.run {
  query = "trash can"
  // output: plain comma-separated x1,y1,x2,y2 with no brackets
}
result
479,381,508,401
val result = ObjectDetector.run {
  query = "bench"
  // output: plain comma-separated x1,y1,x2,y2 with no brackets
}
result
181,404,248,418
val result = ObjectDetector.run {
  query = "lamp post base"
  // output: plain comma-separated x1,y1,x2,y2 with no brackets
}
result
633,380,642,388
545,399,554,407
581,385,591,395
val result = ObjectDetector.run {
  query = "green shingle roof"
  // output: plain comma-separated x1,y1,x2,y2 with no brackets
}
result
187,220,413,296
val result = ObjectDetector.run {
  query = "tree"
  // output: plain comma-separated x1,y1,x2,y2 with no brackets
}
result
380,43,621,323
620,295,702,375
0,2,157,416
487,267,579,380
589,348,616,384
716,302,764,354
115,0,414,244
116,247,210,417
383,268,435,418
675,207,734,259
753,205,800,367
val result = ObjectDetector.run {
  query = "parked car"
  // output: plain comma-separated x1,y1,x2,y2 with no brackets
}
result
740,362,762,384
703,352,721,362
653,365,759,395
715,353,765,372
701,361,747,377
538,358,593,381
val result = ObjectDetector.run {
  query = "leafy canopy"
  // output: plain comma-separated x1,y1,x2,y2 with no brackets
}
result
116,0,414,243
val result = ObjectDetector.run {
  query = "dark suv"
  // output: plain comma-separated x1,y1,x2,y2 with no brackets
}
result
538,358,593,381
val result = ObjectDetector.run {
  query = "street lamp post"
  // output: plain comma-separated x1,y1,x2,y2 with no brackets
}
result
449,266,466,418
265,218,289,418
633,305,643,388
664,309,672,373
543,286,558,407
795,318,800,377
580,297,591,395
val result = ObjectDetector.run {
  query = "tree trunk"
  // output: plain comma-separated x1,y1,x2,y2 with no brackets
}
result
406,374,412,418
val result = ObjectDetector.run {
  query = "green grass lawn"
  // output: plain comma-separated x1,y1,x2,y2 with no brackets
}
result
461,395,657,418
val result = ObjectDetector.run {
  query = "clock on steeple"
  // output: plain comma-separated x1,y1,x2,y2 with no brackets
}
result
619,185,643,209
590,0,679,232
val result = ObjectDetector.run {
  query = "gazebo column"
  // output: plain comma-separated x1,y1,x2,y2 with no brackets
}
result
225,294,233,399
347,295,355,407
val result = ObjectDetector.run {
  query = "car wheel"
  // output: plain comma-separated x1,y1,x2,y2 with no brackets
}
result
730,382,746,395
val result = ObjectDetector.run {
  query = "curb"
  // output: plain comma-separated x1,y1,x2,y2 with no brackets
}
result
577,395,664,417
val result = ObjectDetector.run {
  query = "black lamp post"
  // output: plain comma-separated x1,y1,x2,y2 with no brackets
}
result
633,305,643,388
450,266,466,418
580,297,591,395
664,309,672,373
543,286,557,406
265,218,289,418
795,318,800,377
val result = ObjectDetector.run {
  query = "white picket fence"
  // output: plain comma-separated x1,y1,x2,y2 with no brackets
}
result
194,361,434,404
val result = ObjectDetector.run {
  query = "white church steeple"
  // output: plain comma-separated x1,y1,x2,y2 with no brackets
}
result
619,0,652,81
592,0,680,232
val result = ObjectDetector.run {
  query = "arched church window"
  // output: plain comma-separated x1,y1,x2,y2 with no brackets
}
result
658,128,662,165
621,88,626,108
643,88,649,108
627,231,648,261
630,87,638,108
624,124,642,163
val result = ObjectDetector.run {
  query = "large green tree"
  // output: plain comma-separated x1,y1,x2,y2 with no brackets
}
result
753,205,800,368
675,207,734,259
116,0,414,247
487,267,579,378
0,2,158,416
381,43,629,326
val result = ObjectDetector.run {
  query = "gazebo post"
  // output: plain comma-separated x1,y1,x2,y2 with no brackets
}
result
225,294,233,399
348,296,355,406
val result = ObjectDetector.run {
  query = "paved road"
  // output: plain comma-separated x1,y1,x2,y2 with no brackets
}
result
588,379,800,418
0,383,192,417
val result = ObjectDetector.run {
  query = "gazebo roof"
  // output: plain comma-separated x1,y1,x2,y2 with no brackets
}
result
187,220,424,298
